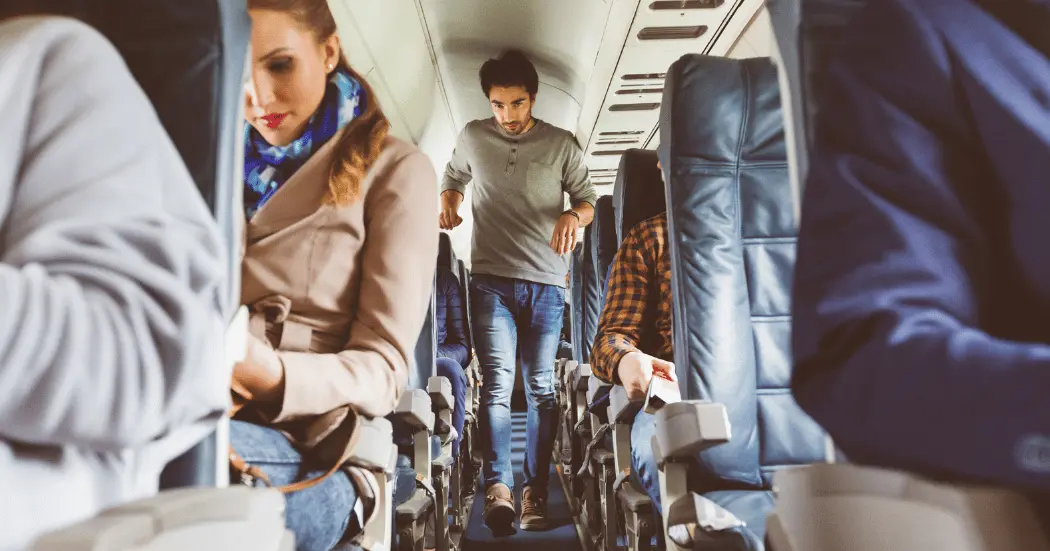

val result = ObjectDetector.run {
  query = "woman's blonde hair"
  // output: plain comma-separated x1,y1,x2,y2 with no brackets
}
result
248,0,389,205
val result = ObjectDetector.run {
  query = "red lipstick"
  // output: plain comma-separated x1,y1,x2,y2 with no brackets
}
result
261,113,288,129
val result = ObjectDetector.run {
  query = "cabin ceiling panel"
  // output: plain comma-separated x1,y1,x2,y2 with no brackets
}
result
419,0,612,131
581,0,764,173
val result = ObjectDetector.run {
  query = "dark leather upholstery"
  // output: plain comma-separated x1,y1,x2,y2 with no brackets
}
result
658,54,826,514
570,243,587,363
439,232,458,278
411,276,438,391
576,205,608,364
612,149,664,246
767,0,869,188
590,195,618,292
6,0,251,489
456,259,474,364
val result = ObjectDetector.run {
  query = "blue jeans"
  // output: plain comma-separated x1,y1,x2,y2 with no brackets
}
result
230,420,359,551
471,274,564,494
436,356,467,458
630,409,663,512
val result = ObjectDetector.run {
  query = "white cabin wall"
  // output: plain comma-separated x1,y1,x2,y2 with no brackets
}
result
328,0,439,143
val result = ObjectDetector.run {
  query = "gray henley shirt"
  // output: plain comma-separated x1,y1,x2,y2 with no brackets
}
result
441,117,597,288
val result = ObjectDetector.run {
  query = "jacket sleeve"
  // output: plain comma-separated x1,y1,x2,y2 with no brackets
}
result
273,150,439,420
791,0,1050,489
0,18,230,451
437,272,469,367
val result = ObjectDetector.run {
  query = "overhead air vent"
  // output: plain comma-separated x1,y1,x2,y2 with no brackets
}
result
637,25,707,40
599,130,646,136
622,73,666,81
597,138,641,145
593,150,630,157
608,103,661,112
616,88,664,95
649,0,724,10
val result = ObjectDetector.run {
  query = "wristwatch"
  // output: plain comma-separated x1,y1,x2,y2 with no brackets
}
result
562,209,580,222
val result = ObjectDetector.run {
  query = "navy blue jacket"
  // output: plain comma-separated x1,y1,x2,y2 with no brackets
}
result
436,267,469,367
793,0,1050,491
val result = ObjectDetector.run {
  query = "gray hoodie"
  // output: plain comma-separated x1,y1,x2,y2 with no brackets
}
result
0,17,231,550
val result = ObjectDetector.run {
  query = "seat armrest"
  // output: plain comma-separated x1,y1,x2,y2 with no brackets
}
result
346,416,395,471
608,384,642,424
391,389,435,433
395,489,433,523
587,377,611,407
32,487,292,551
427,376,453,411
572,362,592,391
563,360,579,390
652,401,731,465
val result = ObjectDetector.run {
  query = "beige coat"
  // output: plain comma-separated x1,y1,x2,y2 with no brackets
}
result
240,132,438,450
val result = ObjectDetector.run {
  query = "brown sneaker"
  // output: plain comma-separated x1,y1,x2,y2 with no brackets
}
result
520,486,549,531
484,483,516,534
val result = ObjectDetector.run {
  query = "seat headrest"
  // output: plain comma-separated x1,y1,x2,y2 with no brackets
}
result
438,232,456,272
659,55,785,177
768,0,870,188
613,149,664,245
589,195,618,290
5,1,250,210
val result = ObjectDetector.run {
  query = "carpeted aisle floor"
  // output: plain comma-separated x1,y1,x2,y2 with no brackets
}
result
460,412,583,551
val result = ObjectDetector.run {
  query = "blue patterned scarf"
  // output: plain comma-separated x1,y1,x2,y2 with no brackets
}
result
243,68,364,220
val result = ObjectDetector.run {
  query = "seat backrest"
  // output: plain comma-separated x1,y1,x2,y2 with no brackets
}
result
454,259,474,365
590,195,618,294
439,232,458,280
575,204,610,364
613,149,664,246
8,0,251,489
767,0,870,201
570,243,587,363
658,54,826,491
411,276,438,391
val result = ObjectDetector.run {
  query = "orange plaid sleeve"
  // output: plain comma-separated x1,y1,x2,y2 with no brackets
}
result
591,219,657,384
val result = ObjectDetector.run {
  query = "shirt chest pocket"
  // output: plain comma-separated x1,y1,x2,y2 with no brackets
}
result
524,161,563,207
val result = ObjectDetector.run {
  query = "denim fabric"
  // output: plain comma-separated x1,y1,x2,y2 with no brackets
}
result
436,268,470,367
629,409,662,512
471,274,564,495
436,356,467,458
230,420,358,551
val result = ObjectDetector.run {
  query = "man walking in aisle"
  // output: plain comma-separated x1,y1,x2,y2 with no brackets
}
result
439,49,596,534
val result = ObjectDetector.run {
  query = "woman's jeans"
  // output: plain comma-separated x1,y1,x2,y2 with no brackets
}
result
230,420,359,551
436,356,468,458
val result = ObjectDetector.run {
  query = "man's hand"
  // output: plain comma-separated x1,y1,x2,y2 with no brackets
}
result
440,190,464,230
550,211,581,255
617,351,677,401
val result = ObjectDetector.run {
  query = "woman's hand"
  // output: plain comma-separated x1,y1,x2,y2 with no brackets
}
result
233,359,284,403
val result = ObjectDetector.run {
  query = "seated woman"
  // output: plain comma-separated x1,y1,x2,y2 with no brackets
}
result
436,265,470,458
229,1,438,550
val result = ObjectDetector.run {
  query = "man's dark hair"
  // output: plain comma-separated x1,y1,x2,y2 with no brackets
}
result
479,50,539,98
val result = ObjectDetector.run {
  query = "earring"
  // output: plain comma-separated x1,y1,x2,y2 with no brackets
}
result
327,63,334,71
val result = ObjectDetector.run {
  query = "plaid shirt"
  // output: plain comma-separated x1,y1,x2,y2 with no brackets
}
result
591,212,673,384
